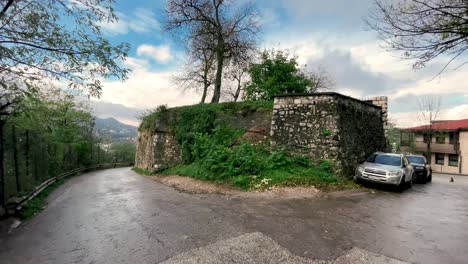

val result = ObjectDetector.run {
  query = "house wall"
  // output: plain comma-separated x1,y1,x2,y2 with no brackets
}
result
415,131,468,175
459,131,468,174
430,153,460,174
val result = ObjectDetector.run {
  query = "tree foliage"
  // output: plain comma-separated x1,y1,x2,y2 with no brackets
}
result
0,0,129,212
0,0,130,96
244,49,333,101
1,91,135,204
367,0,468,72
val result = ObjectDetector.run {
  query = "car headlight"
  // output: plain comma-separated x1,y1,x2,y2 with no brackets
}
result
357,165,365,173
388,171,402,177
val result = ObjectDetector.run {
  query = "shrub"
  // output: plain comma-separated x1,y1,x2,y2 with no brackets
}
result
141,101,351,191
163,125,345,190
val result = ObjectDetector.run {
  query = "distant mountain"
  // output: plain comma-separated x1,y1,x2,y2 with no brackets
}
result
94,117,138,142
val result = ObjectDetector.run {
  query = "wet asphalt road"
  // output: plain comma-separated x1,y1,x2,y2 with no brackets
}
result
0,168,467,264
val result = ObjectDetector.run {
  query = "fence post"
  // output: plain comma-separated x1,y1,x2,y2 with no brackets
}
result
12,125,20,193
0,120,5,214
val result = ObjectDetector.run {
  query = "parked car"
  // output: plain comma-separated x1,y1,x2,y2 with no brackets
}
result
406,154,432,184
355,152,414,191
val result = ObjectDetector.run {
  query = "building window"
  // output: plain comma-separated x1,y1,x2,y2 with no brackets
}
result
436,134,445,144
435,153,445,165
449,132,456,144
423,134,429,143
449,154,459,167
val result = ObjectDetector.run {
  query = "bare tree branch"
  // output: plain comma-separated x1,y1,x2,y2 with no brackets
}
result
165,0,259,102
367,0,468,74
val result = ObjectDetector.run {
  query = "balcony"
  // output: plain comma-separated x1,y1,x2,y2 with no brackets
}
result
409,141,458,154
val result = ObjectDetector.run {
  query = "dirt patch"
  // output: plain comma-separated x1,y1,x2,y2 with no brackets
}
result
237,186,320,199
150,175,321,199
151,175,240,195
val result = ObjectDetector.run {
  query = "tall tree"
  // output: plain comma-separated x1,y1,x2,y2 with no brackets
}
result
174,31,217,103
165,0,259,103
367,0,468,72
0,0,129,212
223,54,251,102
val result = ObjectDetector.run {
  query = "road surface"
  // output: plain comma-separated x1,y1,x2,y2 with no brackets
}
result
0,168,467,264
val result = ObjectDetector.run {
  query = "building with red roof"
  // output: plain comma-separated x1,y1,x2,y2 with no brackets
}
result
401,118,468,175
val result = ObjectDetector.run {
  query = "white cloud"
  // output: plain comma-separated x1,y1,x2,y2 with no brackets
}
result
136,44,173,64
390,104,468,128
391,69,468,99
97,57,198,110
99,8,160,35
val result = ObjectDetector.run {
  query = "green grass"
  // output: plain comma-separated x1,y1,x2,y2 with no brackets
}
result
138,101,358,192
162,162,357,191
140,100,273,130
19,179,65,220
131,167,155,176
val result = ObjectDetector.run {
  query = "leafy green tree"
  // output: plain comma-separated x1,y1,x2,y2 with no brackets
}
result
244,49,331,101
0,0,129,96
0,0,129,211
108,143,136,163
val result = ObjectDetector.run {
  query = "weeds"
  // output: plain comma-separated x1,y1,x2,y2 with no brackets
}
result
162,126,351,191
141,101,355,191
132,167,155,176
19,179,65,220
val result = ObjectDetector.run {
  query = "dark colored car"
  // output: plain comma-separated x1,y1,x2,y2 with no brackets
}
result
407,155,432,184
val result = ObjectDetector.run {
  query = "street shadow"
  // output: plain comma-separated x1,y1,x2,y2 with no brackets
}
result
357,181,408,193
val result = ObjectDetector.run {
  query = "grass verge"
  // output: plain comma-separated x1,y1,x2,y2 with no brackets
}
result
161,162,358,191
19,179,65,220
132,167,155,176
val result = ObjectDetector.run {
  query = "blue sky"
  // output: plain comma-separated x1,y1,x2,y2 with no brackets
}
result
92,0,468,127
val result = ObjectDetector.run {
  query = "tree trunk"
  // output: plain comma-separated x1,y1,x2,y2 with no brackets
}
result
233,78,241,102
12,125,20,193
200,80,208,104
211,38,224,103
25,129,30,180
0,121,6,212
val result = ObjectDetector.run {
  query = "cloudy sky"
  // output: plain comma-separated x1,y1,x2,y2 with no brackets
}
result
92,0,468,128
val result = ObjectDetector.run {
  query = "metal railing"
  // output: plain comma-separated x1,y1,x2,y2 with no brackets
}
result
9,163,134,213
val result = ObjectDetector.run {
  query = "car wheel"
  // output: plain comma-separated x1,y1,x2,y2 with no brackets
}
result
397,176,406,192
407,177,413,189
421,173,427,184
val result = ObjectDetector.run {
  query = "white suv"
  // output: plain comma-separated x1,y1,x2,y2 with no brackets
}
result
355,152,414,191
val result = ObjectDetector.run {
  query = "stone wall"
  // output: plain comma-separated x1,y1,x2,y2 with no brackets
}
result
271,93,386,177
136,93,387,177
135,107,272,171
134,115,182,171
363,96,388,139
271,94,341,161
335,96,386,176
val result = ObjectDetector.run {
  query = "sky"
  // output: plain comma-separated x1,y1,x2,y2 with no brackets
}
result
91,0,468,128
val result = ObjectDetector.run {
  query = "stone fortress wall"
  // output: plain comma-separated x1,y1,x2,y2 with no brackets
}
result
135,92,388,177
270,93,387,176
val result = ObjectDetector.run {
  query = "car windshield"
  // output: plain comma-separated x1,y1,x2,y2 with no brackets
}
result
367,154,402,166
407,156,425,164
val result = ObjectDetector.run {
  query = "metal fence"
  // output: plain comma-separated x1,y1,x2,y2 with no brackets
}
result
9,162,133,214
